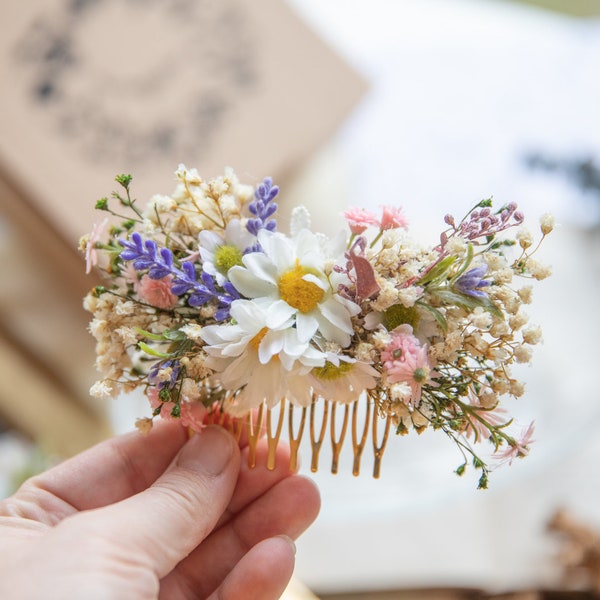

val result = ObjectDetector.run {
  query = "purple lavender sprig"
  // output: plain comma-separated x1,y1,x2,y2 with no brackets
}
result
246,177,279,236
149,359,181,391
119,232,239,319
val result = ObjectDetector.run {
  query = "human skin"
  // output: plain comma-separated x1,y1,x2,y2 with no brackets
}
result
0,422,321,599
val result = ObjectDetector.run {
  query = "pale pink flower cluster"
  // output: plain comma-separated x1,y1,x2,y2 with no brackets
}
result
380,325,435,407
136,274,178,309
84,218,108,274
380,205,409,230
148,387,207,433
343,205,409,235
343,207,379,234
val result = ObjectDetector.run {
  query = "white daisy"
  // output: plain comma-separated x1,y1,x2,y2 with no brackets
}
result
199,299,324,412
198,219,255,285
220,356,316,417
228,228,360,347
308,353,379,404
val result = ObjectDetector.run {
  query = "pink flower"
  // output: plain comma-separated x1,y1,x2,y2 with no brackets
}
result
463,392,509,443
137,274,178,309
343,207,379,234
380,205,409,230
381,325,435,406
85,218,108,274
495,421,535,465
180,401,208,433
148,387,176,421
148,387,208,433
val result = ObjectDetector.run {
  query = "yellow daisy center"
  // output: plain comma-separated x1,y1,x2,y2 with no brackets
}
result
214,244,244,274
313,360,353,381
278,261,324,313
383,304,420,331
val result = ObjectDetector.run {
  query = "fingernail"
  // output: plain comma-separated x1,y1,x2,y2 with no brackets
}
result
178,426,235,476
277,535,296,555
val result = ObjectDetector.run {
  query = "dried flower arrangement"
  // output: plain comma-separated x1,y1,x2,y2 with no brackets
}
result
82,166,552,486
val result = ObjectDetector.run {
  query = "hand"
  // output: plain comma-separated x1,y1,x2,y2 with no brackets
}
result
0,422,320,599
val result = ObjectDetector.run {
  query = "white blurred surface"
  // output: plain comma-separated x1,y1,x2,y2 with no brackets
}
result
281,0,600,593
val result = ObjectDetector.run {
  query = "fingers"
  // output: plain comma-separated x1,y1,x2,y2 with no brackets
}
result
164,473,320,598
214,440,296,530
9,421,189,522
16,414,264,522
75,426,241,578
206,536,296,600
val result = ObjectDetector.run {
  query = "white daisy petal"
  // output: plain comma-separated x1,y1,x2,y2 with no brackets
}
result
198,229,222,253
265,300,296,329
296,312,319,343
228,264,275,298
315,313,352,347
319,297,355,335
300,345,328,367
294,228,317,258
302,273,328,290
220,353,252,388
287,372,314,406
259,330,284,364
282,329,309,358
279,352,296,371
240,252,279,284
333,293,362,316
220,336,254,357
258,230,295,271
229,298,265,328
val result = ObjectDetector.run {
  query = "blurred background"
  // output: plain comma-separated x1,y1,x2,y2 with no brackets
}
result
1,0,600,598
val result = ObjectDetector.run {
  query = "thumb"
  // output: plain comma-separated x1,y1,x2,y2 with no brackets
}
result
84,426,240,577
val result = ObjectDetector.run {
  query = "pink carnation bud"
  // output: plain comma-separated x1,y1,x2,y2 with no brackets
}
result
180,402,208,433
343,207,379,235
137,274,178,309
380,205,408,230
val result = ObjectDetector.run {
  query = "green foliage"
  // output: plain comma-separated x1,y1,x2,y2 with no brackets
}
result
95,197,109,211
417,255,456,286
138,341,175,358
477,472,489,490
115,174,133,189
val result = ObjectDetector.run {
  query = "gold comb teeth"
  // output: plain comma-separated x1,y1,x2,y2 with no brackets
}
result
226,397,393,478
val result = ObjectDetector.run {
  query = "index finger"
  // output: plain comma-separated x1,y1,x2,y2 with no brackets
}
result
21,420,189,514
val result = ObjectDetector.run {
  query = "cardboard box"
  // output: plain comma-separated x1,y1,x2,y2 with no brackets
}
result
0,0,366,250
0,0,366,445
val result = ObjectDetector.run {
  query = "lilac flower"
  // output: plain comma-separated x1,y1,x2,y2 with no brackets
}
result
454,265,491,298
246,177,279,236
444,202,525,246
149,360,181,390
119,232,238,319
